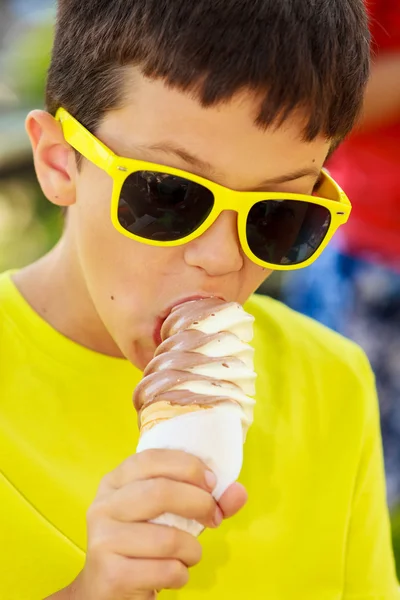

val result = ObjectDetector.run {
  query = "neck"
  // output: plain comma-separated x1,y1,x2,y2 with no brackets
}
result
13,232,125,359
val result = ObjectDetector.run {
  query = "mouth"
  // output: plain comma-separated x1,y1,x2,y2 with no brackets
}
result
152,294,227,347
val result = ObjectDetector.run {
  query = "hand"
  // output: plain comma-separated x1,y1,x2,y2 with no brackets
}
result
56,450,247,600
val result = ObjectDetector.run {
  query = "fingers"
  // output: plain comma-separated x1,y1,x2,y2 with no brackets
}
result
101,450,216,494
218,482,248,519
93,521,202,567
97,478,222,529
97,554,190,593
83,449,248,599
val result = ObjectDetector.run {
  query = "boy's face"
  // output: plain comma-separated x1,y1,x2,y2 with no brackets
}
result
32,71,330,370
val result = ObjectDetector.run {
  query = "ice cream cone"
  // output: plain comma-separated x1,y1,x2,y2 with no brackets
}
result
134,297,257,536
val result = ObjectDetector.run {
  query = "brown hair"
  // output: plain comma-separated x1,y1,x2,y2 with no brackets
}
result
46,0,370,141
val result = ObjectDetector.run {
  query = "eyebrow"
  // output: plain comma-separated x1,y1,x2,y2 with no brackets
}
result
254,166,322,187
133,141,321,187
142,142,220,178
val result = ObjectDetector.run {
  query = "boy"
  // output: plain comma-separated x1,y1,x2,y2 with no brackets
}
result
0,0,398,598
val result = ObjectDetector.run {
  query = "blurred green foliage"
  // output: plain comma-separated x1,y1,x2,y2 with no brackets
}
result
4,21,54,106
0,15,62,271
391,507,400,580
0,172,62,272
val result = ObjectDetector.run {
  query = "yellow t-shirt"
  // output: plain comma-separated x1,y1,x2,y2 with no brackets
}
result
0,271,398,600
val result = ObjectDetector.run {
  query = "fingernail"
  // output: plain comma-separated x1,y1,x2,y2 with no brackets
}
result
213,507,223,527
205,470,217,491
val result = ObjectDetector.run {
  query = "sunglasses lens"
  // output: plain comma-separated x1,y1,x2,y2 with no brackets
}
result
117,171,214,241
246,200,331,266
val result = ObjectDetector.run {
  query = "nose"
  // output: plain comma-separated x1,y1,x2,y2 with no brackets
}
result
183,211,244,276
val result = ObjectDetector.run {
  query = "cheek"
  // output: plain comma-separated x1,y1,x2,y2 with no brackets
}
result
73,169,125,289
72,166,184,324
236,259,272,304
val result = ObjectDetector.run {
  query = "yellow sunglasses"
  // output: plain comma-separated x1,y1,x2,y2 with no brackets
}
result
56,107,351,271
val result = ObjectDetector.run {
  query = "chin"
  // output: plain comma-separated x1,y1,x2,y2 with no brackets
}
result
123,337,155,372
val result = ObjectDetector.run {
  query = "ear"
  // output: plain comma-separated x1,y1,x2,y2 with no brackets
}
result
26,110,77,207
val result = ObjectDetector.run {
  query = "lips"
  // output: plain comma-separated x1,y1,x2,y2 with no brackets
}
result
153,294,227,347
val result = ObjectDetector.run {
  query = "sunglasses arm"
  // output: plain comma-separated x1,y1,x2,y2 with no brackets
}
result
55,107,116,174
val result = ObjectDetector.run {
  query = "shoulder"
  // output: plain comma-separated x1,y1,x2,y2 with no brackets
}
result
0,271,14,297
246,294,377,465
0,271,15,317
0,271,22,344
246,292,364,359
0,271,12,321
246,293,374,407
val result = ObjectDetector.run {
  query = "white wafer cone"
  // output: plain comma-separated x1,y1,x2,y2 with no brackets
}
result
136,405,244,537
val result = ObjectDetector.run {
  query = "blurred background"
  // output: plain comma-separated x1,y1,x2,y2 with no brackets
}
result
0,0,60,273
1,0,400,576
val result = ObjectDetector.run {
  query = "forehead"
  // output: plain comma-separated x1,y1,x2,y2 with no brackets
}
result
98,70,331,188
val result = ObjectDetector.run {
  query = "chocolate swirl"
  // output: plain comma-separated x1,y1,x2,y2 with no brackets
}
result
160,298,233,339
134,298,256,433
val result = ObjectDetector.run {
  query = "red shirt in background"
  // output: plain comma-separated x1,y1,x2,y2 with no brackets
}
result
327,0,400,269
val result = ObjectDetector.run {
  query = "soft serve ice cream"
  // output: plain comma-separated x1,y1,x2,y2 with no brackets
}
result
135,297,257,536
135,298,256,438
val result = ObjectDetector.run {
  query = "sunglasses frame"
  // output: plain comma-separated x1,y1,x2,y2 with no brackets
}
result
56,107,352,271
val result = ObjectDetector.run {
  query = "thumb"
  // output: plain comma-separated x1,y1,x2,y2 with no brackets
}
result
218,482,248,519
